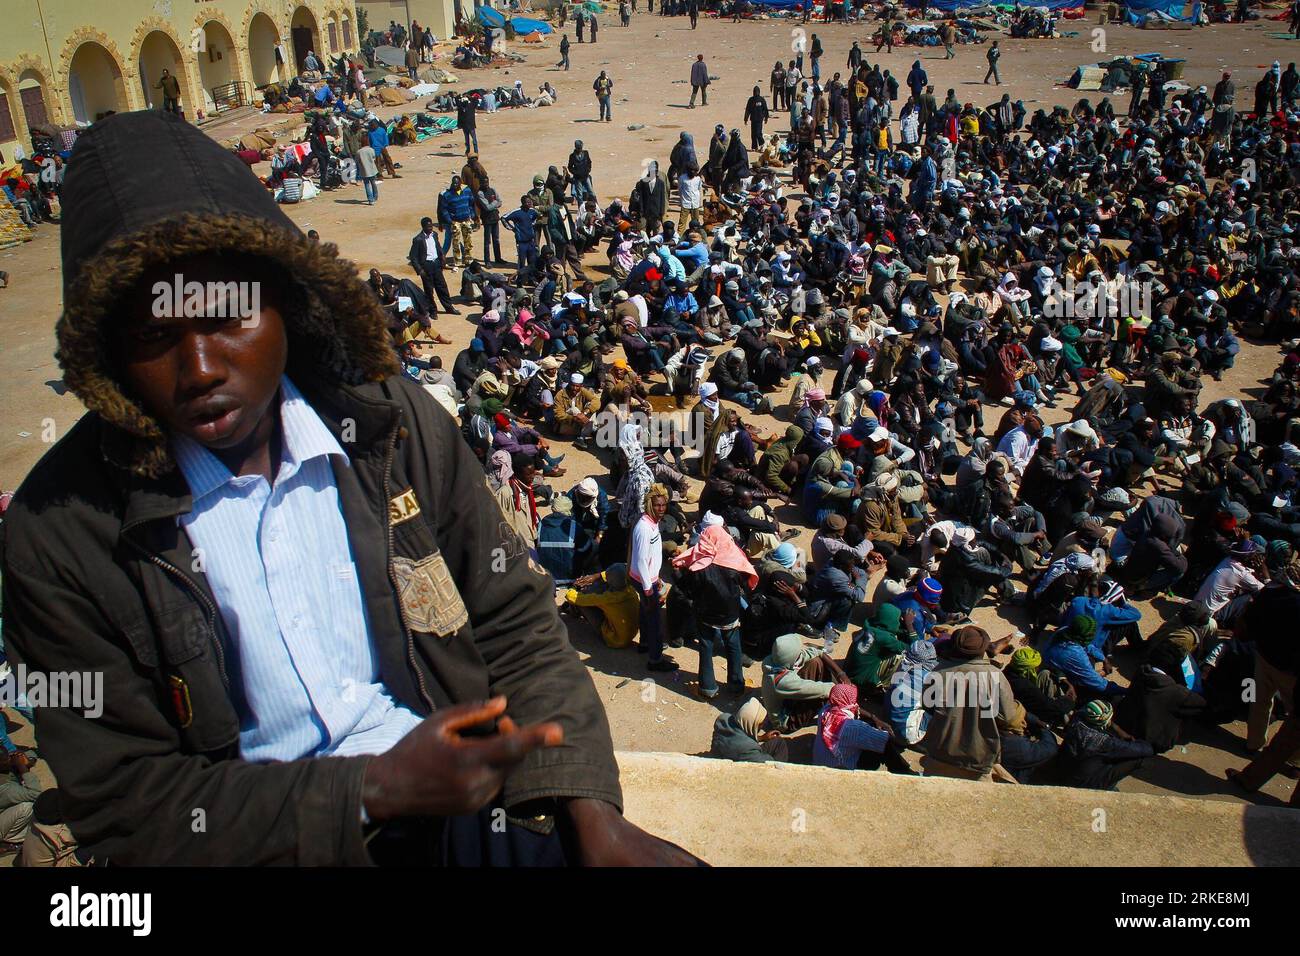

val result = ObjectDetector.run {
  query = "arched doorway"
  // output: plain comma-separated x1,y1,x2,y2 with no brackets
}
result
138,30,188,113
67,41,126,123
196,20,239,111
290,6,321,73
17,70,51,130
247,12,284,87
0,78,21,148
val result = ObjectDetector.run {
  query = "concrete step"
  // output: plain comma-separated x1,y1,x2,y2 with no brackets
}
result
617,751,1300,866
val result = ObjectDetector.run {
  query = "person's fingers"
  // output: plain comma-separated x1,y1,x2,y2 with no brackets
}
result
477,721,564,769
438,697,509,735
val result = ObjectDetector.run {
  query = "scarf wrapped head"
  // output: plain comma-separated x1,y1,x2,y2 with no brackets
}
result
818,683,860,754
1082,698,1114,729
1067,614,1098,644
901,638,937,672
480,397,505,418
488,450,513,487
771,542,798,568
1007,646,1042,679
737,697,767,740
672,525,759,589
616,424,655,529
1033,550,1095,597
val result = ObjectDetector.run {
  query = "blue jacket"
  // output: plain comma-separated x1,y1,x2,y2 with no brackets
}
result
1044,636,1124,697
536,514,593,584
503,206,537,244
439,186,475,223
890,592,938,640
368,126,389,150
1059,596,1142,657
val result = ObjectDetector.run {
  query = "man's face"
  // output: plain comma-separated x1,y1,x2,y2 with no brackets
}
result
651,496,669,520
119,253,287,451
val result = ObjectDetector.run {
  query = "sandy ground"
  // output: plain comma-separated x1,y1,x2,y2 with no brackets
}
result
3,11,1300,832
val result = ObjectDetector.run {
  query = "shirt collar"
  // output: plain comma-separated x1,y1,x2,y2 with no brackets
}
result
174,375,348,504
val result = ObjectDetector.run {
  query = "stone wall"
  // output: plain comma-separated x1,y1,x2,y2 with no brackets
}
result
617,752,1300,866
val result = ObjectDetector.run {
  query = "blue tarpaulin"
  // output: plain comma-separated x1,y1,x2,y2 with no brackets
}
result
477,6,507,26
510,16,554,33
747,0,808,9
1124,0,1200,23
905,0,1082,8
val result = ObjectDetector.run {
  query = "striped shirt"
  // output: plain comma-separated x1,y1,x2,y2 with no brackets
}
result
175,376,423,763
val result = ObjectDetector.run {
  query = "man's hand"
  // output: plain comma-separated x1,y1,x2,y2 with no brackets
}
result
362,698,562,822
563,798,704,866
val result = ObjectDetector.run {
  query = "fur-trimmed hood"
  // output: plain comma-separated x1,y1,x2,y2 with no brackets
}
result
56,110,398,478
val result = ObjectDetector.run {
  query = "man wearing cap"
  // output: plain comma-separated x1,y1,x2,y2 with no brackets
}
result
891,577,945,639
554,374,601,449
857,472,914,558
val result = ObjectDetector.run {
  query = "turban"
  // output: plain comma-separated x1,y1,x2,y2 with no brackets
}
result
771,543,798,568
1008,647,1042,679
1082,699,1114,729
1068,614,1098,643
807,387,826,402
701,511,726,528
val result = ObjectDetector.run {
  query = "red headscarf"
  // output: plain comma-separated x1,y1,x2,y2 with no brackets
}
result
819,683,859,753
671,525,759,589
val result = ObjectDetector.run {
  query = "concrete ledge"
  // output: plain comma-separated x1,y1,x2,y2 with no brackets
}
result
617,752,1300,866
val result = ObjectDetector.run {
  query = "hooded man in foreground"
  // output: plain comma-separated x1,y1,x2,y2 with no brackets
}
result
1,112,697,867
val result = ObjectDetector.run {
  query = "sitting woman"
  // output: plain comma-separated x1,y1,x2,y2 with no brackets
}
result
813,684,913,772
711,698,789,763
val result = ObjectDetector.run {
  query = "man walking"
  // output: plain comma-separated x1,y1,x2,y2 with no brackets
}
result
154,69,182,115
689,53,711,108
558,33,571,70
594,70,614,122
941,20,957,59
984,40,1001,85
409,216,460,314
456,95,478,155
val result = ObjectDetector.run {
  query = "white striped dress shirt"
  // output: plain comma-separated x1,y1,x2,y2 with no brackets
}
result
174,376,423,763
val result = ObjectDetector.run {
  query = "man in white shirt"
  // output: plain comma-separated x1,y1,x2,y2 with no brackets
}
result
629,487,678,672
1194,539,1266,625
997,414,1043,477
678,171,704,230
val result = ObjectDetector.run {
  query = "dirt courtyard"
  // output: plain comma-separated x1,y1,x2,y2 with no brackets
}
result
2,11,1299,812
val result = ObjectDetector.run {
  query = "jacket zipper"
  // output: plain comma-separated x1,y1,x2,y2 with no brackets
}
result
382,411,436,714
125,538,230,691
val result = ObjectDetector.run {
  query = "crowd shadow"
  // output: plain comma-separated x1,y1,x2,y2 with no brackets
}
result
562,605,702,707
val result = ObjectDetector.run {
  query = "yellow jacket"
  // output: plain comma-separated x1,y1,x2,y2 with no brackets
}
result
565,576,640,648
